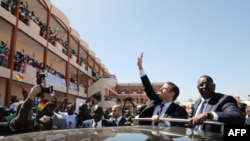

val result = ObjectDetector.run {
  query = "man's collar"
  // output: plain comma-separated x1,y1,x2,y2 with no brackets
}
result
201,97,211,103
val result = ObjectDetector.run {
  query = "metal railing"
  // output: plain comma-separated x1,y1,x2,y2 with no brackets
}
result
132,117,224,133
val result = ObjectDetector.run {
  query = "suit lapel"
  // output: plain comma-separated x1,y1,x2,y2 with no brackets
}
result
164,102,174,117
143,102,157,116
119,117,125,126
205,95,218,112
101,119,104,127
204,103,210,112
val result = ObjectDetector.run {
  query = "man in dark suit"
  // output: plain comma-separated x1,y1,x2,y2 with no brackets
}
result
76,103,93,128
137,52,188,127
111,104,126,126
190,75,246,132
82,105,115,128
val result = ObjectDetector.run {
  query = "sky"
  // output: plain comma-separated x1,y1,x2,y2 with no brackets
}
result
51,0,250,102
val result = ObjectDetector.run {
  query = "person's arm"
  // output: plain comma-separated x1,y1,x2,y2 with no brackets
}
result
9,85,41,131
50,91,58,108
54,97,67,113
137,52,161,102
25,1,28,9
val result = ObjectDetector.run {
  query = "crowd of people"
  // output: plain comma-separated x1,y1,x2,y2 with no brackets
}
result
0,40,9,68
0,85,139,136
1,0,77,64
0,38,116,85
0,39,69,81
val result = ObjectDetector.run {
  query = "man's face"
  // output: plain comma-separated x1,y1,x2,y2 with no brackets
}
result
39,115,52,130
197,76,215,99
79,104,88,115
67,105,75,115
112,107,119,118
112,107,122,118
158,83,174,101
92,106,103,122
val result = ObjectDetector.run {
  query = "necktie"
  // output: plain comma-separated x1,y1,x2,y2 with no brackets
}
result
158,104,165,116
94,122,97,128
195,101,207,130
196,100,207,115
154,104,165,126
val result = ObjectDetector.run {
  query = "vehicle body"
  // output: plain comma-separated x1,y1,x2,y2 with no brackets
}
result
0,126,223,141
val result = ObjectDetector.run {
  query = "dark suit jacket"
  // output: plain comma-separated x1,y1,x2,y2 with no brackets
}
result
82,119,115,128
139,75,188,127
116,116,127,126
192,93,246,132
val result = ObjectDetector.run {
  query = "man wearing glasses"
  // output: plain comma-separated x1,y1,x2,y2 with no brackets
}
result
189,75,246,132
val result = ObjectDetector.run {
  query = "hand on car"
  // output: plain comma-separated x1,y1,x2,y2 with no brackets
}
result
151,114,160,122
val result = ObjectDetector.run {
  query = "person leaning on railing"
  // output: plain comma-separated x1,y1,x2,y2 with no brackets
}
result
136,52,189,127
189,75,246,132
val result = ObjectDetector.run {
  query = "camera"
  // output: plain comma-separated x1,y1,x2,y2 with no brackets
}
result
36,72,53,97
36,73,47,85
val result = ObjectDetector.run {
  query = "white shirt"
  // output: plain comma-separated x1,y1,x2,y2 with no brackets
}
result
59,112,77,128
10,102,19,112
92,119,102,128
152,102,172,127
115,116,122,126
139,69,146,77
153,102,171,117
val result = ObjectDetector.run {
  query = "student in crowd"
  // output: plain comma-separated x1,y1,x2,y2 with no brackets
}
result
76,103,93,128
3,85,53,135
137,52,188,127
59,104,77,128
189,75,246,132
39,102,67,130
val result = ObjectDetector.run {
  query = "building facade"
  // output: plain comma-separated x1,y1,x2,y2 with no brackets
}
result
0,0,163,111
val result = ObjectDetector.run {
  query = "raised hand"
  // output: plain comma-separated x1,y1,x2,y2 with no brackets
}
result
137,52,143,70
28,85,42,99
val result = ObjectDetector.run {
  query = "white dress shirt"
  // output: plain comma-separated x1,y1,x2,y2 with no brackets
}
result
92,119,102,128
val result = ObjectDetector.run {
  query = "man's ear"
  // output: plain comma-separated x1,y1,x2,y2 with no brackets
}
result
212,84,216,91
